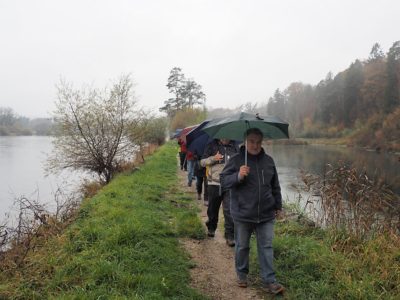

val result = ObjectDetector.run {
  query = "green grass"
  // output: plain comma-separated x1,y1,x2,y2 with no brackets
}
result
0,142,207,299
249,220,400,299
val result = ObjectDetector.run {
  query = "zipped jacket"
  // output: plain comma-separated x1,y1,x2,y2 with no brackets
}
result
200,140,238,186
220,146,282,223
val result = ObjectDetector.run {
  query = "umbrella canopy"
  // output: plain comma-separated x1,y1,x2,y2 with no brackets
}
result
186,118,223,156
178,125,198,143
201,112,289,165
202,112,289,141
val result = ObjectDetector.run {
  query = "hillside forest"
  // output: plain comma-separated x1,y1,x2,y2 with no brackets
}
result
264,41,400,151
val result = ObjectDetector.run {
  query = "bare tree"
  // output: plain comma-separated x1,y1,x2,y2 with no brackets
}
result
47,74,142,183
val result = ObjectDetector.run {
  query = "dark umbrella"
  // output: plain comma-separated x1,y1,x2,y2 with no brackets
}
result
202,112,289,165
178,125,198,143
186,119,222,156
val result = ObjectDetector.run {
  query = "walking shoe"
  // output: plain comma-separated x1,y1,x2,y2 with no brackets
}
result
225,238,235,247
237,279,247,288
207,229,215,237
264,282,285,294
197,193,201,200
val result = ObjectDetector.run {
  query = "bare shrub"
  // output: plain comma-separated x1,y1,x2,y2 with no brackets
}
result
47,74,143,184
0,190,80,269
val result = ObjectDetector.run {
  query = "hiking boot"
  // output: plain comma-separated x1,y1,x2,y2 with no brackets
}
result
237,279,247,288
264,282,285,294
226,238,235,247
205,221,215,237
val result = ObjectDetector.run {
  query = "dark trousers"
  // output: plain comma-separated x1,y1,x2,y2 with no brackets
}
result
206,185,234,239
179,152,187,170
195,176,208,201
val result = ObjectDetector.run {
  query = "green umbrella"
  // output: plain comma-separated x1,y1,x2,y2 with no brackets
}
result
202,112,289,165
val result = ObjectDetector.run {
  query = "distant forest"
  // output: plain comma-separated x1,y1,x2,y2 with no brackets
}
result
265,41,400,151
209,41,400,151
0,107,53,136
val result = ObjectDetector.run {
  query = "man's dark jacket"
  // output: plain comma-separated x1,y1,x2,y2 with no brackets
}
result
220,146,282,223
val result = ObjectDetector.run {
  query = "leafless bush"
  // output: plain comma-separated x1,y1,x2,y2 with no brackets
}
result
47,74,143,184
301,162,400,238
0,190,80,269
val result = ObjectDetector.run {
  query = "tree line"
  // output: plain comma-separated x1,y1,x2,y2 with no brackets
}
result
0,107,54,136
264,41,400,150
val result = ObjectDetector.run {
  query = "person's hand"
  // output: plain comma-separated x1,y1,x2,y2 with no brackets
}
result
239,165,250,180
214,151,224,162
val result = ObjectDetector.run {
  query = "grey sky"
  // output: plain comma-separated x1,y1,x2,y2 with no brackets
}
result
0,0,399,118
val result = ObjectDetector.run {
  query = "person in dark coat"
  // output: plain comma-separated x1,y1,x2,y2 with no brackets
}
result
177,137,187,171
193,151,208,202
200,139,238,246
220,128,285,295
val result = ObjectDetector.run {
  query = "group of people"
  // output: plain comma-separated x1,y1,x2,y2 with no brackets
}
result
177,128,285,295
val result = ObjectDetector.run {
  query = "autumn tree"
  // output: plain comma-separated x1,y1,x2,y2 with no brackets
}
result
368,42,384,62
343,60,364,126
267,89,286,119
384,41,400,113
284,82,315,133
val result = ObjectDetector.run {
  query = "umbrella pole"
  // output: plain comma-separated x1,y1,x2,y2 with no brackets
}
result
245,120,249,166
245,139,247,166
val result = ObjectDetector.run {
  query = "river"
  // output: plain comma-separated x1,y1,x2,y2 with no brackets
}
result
1,137,399,223
267,143,400,203
0,136,90,222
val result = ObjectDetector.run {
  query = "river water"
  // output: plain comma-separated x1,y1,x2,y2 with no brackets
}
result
0,136,90,222
1,137,399,223
266,144,400,203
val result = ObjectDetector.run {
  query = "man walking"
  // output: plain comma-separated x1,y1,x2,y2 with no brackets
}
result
220,128,285,295
200,138,238,246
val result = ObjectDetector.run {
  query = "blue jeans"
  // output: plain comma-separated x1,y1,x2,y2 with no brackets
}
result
187,160,195,185
234,220,276,284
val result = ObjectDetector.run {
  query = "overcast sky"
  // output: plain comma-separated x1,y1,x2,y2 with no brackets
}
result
1,0,399,118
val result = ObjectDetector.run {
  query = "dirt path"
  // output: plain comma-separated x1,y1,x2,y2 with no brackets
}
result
178,168,265,300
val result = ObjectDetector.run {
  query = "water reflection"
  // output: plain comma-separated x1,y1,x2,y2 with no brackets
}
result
0,136,89,221
266,144,400,201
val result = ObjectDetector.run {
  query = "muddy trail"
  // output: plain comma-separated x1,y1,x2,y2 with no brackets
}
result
178,167,272,300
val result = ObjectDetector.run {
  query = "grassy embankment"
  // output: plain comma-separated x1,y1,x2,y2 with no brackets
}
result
249,214,400,299
0,142,207,299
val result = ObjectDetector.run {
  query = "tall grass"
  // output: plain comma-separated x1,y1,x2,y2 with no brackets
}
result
248,218,400,299
301,162,400,238
0,142,206,299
